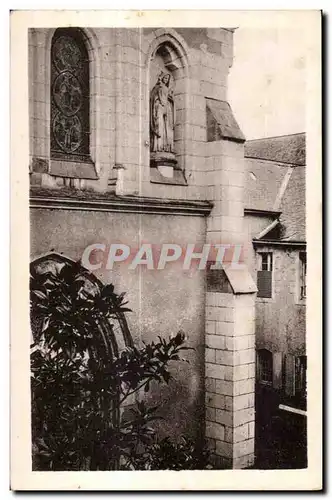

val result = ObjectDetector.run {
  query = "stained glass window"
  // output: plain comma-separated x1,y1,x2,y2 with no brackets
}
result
51,28,90,161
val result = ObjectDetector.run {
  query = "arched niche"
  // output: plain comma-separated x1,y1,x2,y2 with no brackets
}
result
147,32,190,185
30,253,133,351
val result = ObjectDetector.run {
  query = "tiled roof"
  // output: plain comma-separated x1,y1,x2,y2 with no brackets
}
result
245,158,287,211
245,134,306,243
245,133,306,166
279,166,306,242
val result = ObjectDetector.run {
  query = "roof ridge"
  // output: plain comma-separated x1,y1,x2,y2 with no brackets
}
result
244,155,302,166
246,132,305,142
273,166,294,211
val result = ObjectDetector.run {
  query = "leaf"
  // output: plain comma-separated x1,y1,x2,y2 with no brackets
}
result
31,289,48,301
101,284,114,297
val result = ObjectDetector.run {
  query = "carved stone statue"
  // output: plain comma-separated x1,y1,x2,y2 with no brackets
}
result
150,72,175,154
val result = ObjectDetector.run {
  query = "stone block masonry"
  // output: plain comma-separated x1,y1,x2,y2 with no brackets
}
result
204,133,257,469
205,292,256,468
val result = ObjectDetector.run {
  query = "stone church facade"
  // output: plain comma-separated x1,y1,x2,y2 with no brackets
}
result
29,27,257,469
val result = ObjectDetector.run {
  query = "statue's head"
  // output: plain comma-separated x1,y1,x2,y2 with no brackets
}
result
161,73,171,86
157,71,170,86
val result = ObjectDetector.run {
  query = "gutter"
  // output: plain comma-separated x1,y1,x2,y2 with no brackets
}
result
244,208,282,218
253,239,306,248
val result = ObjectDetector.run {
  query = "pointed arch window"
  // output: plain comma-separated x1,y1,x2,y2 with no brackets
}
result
50,28,90,162
30,253,133,351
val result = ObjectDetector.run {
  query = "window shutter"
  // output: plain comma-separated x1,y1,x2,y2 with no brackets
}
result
257,270,272,298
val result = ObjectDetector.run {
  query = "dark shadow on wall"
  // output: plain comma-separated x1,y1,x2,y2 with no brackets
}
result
254,384,307,469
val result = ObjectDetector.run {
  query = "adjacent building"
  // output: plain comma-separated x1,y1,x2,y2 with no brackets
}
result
244,133,306,411
244,133,306,468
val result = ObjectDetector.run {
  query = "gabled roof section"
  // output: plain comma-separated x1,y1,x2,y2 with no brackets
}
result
245,133,306,243
245,133,306,166
279,165,306,241
249,165,306,243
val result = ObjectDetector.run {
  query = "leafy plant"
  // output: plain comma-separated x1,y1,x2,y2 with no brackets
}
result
30,259,195,470
125,436,210,470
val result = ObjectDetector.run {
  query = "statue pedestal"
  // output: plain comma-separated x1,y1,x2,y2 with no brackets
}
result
157,165,174,178
150,151,187,186
150,152,177,179
150,151,176,165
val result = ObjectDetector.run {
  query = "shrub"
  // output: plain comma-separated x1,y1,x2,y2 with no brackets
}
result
30,260,205,470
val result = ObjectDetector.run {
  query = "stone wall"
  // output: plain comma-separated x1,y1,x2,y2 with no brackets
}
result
30,207,207,442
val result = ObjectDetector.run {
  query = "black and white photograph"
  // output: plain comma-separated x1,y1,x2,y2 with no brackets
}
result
10,9,322,491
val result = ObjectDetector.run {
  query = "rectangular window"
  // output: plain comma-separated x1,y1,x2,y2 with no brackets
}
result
295,355,307,398
257,252,273,298
299,251,307,299
257,349,273,385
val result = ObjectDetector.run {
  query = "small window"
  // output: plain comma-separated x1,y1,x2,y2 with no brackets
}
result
299,252,307,299
257,349,273,385
257,252,273,298
295,355,307,398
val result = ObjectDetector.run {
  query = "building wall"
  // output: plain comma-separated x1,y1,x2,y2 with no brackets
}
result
30,208,207,441
244,233,306,400
254,246,306,356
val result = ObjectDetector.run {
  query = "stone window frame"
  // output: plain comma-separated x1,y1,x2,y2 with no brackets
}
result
29,27,101,183
295,355,307,399
294,249,307,305
143,28,192,186
283,353,307,407
299,251,307,301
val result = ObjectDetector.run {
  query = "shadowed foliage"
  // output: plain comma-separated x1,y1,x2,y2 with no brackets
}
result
30,257,205,470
